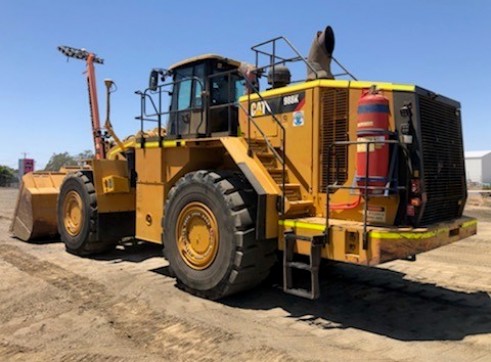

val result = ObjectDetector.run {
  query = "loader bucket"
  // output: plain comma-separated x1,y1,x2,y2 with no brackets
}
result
10,172,67,241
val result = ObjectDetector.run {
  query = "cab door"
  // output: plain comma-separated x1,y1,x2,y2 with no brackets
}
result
168,64,205,137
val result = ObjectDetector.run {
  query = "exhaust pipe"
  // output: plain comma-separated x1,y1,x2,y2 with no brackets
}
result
307,26,335,80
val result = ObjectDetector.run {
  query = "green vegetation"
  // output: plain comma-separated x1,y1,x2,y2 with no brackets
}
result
0,165,17,186
44,150,94,171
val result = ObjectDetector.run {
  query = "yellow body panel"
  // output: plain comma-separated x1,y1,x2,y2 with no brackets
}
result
92,159,135,213
136,183,165,243
135,147,165,243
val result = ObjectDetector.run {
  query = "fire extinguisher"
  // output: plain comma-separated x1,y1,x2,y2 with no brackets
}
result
356,87,390,194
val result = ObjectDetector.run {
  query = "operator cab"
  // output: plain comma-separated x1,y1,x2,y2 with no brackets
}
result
146,54,245,139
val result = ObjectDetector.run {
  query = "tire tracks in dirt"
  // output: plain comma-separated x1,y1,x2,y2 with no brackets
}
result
0,244,293,361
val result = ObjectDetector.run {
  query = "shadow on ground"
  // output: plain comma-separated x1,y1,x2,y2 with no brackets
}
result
222,262,491,342
24,235,491,342
92,241,164,263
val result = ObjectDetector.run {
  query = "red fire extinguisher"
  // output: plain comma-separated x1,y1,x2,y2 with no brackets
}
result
356,87,390,193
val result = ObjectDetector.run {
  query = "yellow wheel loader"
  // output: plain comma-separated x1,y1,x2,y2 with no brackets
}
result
11,26,477,300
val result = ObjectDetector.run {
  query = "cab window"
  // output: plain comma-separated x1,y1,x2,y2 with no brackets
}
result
177,79,192,110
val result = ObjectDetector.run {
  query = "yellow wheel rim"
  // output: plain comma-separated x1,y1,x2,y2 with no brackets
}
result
63,190,84,236
176,202,219,270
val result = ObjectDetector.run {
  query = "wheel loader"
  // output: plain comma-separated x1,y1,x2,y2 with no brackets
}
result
11,26,477,300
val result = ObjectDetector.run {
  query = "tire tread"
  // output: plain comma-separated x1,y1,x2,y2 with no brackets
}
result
165,170,276,299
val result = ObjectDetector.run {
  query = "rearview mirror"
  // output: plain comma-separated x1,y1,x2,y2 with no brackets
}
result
149,68,169,91
149,69,159,91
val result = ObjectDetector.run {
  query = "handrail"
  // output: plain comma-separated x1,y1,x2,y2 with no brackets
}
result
237,103,284,164
332,57,357,81
251,36,318,79
251,35,357,82
135,77,205,146
325,139,408,249
240,72,287,215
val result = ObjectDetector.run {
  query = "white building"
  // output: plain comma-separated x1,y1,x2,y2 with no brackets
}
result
465,150,491,184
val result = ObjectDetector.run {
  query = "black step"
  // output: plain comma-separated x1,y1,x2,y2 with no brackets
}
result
286,261,318,271
283,288,316,299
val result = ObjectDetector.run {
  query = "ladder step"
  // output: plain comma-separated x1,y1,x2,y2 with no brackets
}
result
286,261,318,271
284,233,314,242
283,231,324,300
256,152,275,159
287,200,313,208
268,169,289,183
281,183,301,201
282,183,301,190
256,153,277,168
284,288,318,300
248,142,268,153
285,200,313,216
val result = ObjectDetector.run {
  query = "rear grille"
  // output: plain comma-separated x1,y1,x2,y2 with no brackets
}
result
320,88,349,193
418,95,466,224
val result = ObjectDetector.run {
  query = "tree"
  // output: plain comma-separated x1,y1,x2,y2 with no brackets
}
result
43,150,95,171
0,165,16,187
44,152,78,171
77,150,94,161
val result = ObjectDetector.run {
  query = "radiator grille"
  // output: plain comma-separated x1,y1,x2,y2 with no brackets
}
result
418,95,466,225
320,88,349,193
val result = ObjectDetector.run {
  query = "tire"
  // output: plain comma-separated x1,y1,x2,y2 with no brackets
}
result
163,170,276,300
57,171,114,256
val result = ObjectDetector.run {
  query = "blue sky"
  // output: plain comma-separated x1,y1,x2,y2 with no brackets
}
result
1,1,490,169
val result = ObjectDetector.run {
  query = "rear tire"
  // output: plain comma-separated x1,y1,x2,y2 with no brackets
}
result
163,170,276,300
57,172,115,256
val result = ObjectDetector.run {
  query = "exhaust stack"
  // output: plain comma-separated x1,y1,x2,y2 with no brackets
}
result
307,26,335,80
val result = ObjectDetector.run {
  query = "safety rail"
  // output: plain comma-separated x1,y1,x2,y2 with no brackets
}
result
239,70,287,215
250,36,357,81
325,138,409,249
135,77,205,146
251,36,318,81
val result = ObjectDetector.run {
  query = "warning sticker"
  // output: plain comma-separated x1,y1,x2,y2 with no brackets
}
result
357,136,385,152
365,205,386,223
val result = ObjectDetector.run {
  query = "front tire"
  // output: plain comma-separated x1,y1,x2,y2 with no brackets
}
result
163,170,276,300
57,172,114,256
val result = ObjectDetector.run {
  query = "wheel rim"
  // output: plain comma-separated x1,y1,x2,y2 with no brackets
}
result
176,202,219,270
63,190,84,236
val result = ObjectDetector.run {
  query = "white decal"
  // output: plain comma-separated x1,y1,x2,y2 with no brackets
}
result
292,111,304,127
250,101,271,117
283,94,299,106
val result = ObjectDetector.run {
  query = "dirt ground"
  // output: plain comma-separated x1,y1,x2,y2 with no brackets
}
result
0,188,490,361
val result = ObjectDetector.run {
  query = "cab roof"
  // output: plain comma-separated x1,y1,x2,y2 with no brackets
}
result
168,54,242,71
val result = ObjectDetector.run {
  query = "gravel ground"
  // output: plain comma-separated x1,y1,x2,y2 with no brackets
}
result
0,187,490,361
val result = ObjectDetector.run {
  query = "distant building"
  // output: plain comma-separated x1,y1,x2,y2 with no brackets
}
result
465,151,491,184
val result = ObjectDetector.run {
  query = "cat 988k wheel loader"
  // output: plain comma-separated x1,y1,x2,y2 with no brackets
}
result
11,26,477,300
